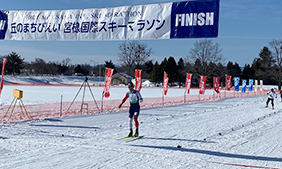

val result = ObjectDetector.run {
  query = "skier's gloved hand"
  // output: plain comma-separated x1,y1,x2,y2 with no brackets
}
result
140,98,143,103
118,104,122,108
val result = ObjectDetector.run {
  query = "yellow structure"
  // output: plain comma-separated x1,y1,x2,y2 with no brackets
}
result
4,89,30,122
13,89,23,99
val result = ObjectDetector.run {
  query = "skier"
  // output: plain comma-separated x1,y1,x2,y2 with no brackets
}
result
118,82,143,137
280,90,282,102
265,88,277,109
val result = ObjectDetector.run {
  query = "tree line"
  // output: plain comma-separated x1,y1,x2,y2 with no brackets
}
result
0,39,282,89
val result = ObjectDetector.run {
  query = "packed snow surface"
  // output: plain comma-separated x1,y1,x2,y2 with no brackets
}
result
0,76,281,168
0,96,282,168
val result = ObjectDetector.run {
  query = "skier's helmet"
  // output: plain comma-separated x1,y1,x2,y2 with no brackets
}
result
128,82,134,89
271,88,274,91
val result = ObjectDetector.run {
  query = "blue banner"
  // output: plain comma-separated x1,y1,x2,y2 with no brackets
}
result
170,0,219,38
248,79,253,91
234,77,240,92
242,80,246,93
0,11,8,39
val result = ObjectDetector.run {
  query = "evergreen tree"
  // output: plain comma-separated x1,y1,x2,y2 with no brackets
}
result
206,62,217,86
143,60,153,74
4,52,25,75
177,58,185,83
150,61,162,83
104,60,116,73
241,64,255,80
253,46,273,85
226,61,241,77
165,57,178,83
74,65,83,74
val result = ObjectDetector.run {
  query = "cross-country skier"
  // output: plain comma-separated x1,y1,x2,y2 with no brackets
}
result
265,88,277,109
280,90,282,102
118,82,143,137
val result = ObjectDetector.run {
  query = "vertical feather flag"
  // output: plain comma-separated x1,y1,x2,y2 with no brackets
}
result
234,77,240,92
135,69,142,92
260,80,263,91
163,72,169,95
248,79,253,91
199,76,206,95
226,75,231,91
242,80,247,93
102,68,114,98
0,59,7,96
185,73,192,94
213,77,220,93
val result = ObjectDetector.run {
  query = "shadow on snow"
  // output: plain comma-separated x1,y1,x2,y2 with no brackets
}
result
132,145,282,162
29,124,100,130
144,137,215,143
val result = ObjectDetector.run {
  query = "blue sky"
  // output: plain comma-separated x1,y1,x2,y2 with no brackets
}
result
0,0,282,67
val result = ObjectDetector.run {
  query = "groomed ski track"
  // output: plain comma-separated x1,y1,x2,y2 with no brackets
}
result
0,95,282,168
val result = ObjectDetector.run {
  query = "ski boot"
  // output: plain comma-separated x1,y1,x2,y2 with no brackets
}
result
134,128,139,137
128,129,133,137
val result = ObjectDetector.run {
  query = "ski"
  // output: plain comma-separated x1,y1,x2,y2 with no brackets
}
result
123,135,144,142
118,135,144,141
118,136,131,140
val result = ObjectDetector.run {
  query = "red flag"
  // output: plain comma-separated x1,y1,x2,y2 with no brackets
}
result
199,76,206,95
213,77,220,93
102,68,114,98
185,73,192,94
226,75,232,91
135,69,142,92
163,72,169,95
0,59,7,96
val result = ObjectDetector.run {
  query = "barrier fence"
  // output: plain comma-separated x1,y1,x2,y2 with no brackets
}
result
0,89,268,123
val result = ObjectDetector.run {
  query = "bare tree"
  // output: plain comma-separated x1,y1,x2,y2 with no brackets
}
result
31,58,47,75
187,39,223,76
269,39,282,89
118,41,153,76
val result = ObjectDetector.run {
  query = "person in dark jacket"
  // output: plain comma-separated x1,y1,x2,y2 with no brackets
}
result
265,88,277,109
119,82,143,137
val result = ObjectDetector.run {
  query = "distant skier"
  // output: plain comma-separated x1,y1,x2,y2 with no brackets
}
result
265,88,277,109
280,90,282,102
118,82,143,137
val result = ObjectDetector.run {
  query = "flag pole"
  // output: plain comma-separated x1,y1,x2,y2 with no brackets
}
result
162,93,164,106
101,95,104,112
184,92,186,103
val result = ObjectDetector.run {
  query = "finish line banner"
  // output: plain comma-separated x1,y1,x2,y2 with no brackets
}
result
0,0,219,41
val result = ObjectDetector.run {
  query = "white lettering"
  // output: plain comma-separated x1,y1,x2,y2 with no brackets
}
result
0,20,6,30
205,12,214,25
175,14,181,26
185,13,193,26
197,13,205,26
175,12,214,27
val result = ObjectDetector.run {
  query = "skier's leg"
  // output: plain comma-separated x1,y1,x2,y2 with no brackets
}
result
266,98,270,107
128,107,134,137
128,118,133,137
271,99,274,109
134,116,139,129
134,116,139,137
129,118,133,129
133,109,140,137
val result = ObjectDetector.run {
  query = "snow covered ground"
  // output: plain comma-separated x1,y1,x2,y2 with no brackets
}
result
0,76,281,168
0,96,282,168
